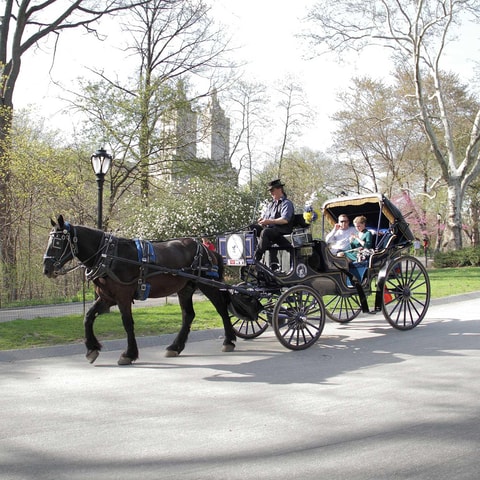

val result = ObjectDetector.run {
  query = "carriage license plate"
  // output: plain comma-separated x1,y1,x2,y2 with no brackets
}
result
227,259,246,266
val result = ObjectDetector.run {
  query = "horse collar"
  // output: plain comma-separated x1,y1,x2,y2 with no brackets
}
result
85,234,117,282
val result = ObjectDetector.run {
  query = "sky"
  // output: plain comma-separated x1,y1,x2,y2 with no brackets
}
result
14,0,479,151
14,0,388,151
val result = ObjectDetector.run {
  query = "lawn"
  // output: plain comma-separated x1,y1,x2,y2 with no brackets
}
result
0,302,222,351
0,266,478,351
427,267,480,297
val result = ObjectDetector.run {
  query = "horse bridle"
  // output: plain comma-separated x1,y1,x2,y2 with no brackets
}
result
43,223,81,275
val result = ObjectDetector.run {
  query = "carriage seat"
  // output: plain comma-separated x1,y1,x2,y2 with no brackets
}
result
343,230,397,282
270,214,312,250
368,231,397,268
342,230,398,285
311,240,349,273
265,214,312,272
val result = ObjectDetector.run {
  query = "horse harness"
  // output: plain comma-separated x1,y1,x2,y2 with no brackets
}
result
84,234,219,300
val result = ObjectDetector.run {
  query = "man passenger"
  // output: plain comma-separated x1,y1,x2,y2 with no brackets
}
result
325,214,356,255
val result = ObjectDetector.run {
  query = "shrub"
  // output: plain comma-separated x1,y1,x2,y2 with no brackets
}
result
433,247,480,267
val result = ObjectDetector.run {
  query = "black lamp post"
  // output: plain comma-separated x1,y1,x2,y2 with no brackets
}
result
91,148,112,230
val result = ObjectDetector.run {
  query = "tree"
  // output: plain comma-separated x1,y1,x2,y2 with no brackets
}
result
332,75,441,197
255,148,337,205
0,0,146,298
223,80,270,189
121,0,232,200
274,78,313,178
306,0,480,249
0,110,95,304
69,0,234,209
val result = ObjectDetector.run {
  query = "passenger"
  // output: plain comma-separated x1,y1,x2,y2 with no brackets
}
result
251,179,294,269
325,214,356,255
202,237,216,251
338,215,374,262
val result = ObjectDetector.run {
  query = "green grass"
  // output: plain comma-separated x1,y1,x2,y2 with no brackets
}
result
0,267,478,351
0,302,224,351
427,266,480,298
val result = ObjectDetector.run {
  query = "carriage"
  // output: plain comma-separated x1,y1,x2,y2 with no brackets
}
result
43,193,430,364
218,193,431,351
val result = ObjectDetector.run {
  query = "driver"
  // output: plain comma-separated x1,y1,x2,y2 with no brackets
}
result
251,179,294,269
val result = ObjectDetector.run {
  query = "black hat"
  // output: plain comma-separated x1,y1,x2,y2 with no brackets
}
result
268,179,285,190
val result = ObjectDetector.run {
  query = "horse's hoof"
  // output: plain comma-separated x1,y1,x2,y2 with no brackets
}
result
222,344,235,353
165,349,179,358
117,355,133,365
86,350,100,363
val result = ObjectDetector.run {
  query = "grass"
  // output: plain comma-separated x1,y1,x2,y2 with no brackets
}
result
0,266,478,351
427,266,480,298
0,302,223,351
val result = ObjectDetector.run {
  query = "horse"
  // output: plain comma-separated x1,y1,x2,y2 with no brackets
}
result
43,215,236,365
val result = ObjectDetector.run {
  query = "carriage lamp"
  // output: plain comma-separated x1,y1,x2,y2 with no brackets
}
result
91,148,113,230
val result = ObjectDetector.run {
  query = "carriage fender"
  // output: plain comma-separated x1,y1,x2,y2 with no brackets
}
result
373,260,390,311
307,277,338,296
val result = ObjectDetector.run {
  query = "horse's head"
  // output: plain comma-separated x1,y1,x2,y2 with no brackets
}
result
43,215,78,278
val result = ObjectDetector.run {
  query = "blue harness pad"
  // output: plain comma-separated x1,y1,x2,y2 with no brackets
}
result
135,239,156,264
134,240,156,300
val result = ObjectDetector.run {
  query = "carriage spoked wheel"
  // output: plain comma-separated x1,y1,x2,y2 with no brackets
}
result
230,283,278,339
323,294,362,323
272,285,326,350
382,255,431,330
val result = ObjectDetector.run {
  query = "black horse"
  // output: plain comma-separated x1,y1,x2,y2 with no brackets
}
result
43,215,236,365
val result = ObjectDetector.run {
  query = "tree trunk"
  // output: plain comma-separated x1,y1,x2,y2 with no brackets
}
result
0,107,17,301
471,196,479,248
444,181,464,249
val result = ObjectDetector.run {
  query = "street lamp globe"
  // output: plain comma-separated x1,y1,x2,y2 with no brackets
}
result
91,148,112,175
91,147,113,231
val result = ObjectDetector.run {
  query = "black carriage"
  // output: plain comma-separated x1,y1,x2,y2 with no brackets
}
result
219,194,431,351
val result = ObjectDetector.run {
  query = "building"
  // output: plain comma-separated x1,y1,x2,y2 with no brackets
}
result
153,87,234,185
205,88,231,168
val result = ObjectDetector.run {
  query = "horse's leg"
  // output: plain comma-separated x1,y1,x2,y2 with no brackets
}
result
165,283,196,357
84,297,114,364
117,300,139,365
201,286,236,353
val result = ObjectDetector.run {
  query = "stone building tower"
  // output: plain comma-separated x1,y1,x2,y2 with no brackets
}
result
207,88,231,168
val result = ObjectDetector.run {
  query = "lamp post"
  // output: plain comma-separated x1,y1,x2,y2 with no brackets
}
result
91,148,112,230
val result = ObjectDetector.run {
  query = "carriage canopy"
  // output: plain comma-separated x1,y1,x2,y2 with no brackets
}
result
321,193,415,246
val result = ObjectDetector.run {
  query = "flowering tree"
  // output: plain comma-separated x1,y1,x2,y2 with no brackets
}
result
122,180,255,239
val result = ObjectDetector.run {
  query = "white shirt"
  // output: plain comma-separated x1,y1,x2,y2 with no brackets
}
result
325,226,356,254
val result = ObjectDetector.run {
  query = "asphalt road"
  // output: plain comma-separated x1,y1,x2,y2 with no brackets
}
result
0,292,479,480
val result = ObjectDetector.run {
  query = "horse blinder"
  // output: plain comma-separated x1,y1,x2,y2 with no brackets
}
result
43,226,77,277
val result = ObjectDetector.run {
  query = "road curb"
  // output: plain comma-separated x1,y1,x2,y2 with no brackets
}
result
0,328,225,363
0,292,478,362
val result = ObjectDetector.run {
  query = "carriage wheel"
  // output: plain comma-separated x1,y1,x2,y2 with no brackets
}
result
231,283,277,339
272,285,326,350
382,256,430,330
324,294,362,323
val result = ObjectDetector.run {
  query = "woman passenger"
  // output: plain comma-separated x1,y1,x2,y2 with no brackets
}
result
339,215,373,262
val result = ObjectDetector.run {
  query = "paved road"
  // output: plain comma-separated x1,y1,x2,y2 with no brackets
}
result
0,293,479,480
